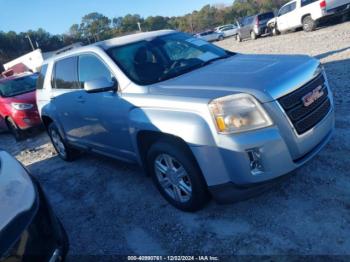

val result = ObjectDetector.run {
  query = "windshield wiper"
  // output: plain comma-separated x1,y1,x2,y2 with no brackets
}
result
158,52,235,82
199,53,234,67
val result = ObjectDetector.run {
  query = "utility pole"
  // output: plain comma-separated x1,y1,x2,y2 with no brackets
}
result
137,22,142,32
25,34,35,51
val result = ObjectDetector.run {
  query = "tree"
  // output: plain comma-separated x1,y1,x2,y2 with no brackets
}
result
80,12,111,42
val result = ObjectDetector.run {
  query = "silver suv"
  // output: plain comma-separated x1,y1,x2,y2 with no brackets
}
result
37,30,334,211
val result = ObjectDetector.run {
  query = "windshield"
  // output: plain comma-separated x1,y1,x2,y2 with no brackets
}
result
0,74,38,97
108,32,234,85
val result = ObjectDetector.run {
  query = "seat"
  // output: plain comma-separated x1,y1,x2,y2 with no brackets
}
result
134,47,164,84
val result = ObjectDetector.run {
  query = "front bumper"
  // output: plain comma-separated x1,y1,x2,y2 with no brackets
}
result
11,109,42,130
191,105,334,203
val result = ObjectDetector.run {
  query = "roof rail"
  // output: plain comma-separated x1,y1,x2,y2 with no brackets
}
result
55,42,84,55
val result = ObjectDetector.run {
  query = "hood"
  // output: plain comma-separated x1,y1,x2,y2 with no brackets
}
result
8,90,37,104
150,53,320,103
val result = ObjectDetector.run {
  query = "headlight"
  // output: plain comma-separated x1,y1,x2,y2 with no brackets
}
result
208,94,273,134
11,103,34,111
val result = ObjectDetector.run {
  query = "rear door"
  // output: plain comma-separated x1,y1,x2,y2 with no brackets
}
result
242,16,254,38
277,2,297,31
50,56,85,141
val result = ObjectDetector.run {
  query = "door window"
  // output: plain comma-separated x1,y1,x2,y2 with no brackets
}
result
53,57,79,89
36,64,48,89
78,54,113,88
279,2,297,16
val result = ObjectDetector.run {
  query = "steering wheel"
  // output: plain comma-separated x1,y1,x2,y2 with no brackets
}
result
165,59,187,74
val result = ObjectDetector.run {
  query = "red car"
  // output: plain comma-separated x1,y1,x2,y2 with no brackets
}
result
0,73,41,140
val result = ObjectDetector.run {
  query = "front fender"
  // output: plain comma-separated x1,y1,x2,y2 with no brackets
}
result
129,107,216,147
41,104,66,140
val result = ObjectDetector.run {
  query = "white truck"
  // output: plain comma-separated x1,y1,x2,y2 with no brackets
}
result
268,0,350,33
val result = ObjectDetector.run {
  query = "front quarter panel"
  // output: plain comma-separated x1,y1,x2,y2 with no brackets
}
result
129,107,216,148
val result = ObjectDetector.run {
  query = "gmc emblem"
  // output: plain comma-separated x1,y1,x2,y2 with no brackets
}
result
302,85,324,107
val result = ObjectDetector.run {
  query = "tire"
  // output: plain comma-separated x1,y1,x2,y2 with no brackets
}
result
272,27,280,36
147,140,210,212
218,35,224,41
236,34,242,42
250,31,257,40
48,122,79,161
6,117,24,141
302,16,316,32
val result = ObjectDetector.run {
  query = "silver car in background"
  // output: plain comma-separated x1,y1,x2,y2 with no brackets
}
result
36,30,334,212
215,24,238,38
194,30,224,41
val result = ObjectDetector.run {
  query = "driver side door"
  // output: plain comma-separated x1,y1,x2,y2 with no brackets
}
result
76,53,136,161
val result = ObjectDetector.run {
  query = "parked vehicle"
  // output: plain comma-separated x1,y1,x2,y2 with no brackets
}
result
0,73,41,140
37,30,334,211
237,12,275,41
194,30,224,41
267,0,350,33
0,150,69,261
215,24,238,38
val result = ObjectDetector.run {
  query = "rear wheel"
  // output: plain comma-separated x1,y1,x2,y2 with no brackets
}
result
250,31,257,40
302,16,316,32
147,140,210,212
6,117,24,141
236,34,242,42
48,122,79,161
218,35,224,41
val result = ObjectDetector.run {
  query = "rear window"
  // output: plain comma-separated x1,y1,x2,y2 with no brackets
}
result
258,12,275,20
36,64,48,90
53,57,79,90
301,0,318,6
0,74,38,97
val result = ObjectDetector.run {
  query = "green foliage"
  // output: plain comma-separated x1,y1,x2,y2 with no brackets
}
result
0,0,289,65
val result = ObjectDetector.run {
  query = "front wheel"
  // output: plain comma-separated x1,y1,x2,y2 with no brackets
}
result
6,117,24,141
236,34,242,42
147,140,210,212
218,35,224,41
272,27,280,36
302,16,316,32
48,123,79,161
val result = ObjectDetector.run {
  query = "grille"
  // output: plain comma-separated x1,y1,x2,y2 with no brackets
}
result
278,73,331,135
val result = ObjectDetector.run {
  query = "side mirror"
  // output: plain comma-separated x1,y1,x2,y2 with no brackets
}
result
84,77,117,93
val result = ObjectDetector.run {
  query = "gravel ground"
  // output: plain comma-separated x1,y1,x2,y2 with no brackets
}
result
1,21,350,258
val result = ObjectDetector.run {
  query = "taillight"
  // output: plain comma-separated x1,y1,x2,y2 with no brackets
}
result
320,0,326,9
255,17,259,26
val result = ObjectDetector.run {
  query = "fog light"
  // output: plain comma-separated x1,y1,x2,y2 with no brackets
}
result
23,118,31,124
247,148,264,175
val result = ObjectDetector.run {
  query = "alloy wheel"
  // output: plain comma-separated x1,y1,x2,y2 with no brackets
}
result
154,153,192,203
51,129,67,158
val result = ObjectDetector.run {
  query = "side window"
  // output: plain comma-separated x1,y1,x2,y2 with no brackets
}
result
53,57,79,89
36,64,48,89
247,17,254,25
279,5,289,16
290,2,297,11
78,54,113,88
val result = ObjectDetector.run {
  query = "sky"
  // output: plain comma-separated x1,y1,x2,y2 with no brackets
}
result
0,0,233,34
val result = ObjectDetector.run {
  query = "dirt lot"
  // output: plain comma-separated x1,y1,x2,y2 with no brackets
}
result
1,21,350,257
